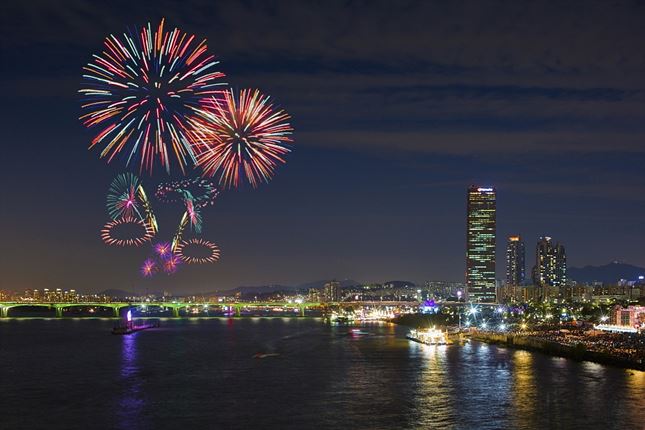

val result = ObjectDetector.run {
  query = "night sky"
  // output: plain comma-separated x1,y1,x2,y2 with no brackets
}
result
2,0,644,293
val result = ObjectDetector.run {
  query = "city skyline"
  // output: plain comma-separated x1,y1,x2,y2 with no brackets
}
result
3,3,644,430
2,1,645,293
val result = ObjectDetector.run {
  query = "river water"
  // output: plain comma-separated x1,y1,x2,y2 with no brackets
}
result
1,318,643,429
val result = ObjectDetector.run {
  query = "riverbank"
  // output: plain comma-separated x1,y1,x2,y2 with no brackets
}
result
391,314,644,370
471,331,644,371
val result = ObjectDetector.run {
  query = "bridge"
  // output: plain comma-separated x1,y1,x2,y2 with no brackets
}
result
0,300,421,318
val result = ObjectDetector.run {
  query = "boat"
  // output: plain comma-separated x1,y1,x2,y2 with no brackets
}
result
253,353,280,359
328,314,354,324
406,326,452,345
111,310,160,335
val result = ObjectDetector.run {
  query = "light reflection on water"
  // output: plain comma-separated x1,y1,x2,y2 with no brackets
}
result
510,350,537,428
118,333,146,428
0,319,642,430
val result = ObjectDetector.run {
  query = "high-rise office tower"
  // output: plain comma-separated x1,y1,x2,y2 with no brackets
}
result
466,186,497,302
323,280,341,302
506,236,525,286
532,236,567,288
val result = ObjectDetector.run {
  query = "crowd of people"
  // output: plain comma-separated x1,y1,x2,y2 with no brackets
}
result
526,327,645,363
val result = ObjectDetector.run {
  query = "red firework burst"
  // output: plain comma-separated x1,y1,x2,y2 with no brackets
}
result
79,18,227,174
192,89,293,188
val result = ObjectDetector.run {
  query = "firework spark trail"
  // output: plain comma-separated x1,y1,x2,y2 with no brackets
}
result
171,211,190,253
80,18,227,175
185,198,203,233
155,178,219,208
137,185,158,233
192,89,293,188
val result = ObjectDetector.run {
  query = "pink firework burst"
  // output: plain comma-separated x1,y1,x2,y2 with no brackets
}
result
141,259,158,277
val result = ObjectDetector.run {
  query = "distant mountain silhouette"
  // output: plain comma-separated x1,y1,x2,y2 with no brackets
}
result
200,279,362,296
568,262,645,283
296,279,361,290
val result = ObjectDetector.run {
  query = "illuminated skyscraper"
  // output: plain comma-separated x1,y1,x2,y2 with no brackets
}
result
322,280,341,302
532,236,567,294
506,235,525,286
466,186,496,302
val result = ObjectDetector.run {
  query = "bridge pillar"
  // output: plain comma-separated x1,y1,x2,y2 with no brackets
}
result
235,305,241,317
55,306,63,318
1,307,7,318
172,307,180,318
300,305,305,317
113,306,120,318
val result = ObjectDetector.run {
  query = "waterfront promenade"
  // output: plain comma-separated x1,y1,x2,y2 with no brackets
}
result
472,330,645,371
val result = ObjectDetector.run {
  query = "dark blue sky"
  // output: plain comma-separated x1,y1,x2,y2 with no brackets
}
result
1,0,644,293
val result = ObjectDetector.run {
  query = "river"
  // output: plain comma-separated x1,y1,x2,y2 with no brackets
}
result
1,318,642,429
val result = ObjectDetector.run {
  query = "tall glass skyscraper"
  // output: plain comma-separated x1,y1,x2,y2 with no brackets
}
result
506,235,525,286
532,236,567,288
466,186,497,303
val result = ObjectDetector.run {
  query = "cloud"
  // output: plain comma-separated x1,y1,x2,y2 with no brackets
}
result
297,129,645,155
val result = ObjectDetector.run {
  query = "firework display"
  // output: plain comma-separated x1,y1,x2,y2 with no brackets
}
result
193,89,293,188
137,185,159,233
106,173,144,220
155,178,219,208
185,198,203,233
154,242,173,258
101,216,155,246
171,211,190,252
141,258,158,277
141,242,181,277
175,238,220,264
107,173,159,235
83,19,294,276
163,254,182,274
79,18,226,174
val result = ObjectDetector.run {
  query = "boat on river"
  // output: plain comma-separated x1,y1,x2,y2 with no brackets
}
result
111,310,160,335
406,327,452,345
